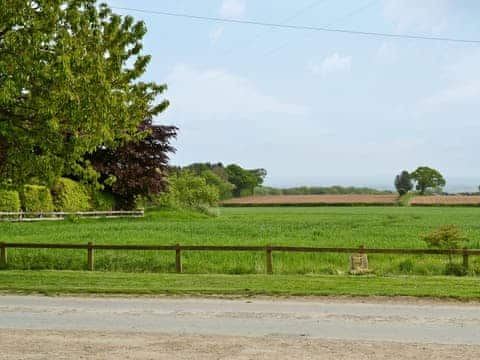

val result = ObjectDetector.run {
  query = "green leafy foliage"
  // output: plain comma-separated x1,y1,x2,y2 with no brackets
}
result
21,185,54,212
423,224,468,273
394,170,413,195
225,164,265,197
0,1,170,186
0,189,20,212
423,225,466,250
411,167,446,195
51,178,91,212
200,170,235,200
158,170,219,211
91,191,117,211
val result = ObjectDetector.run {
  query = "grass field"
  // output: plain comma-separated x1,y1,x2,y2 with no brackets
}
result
1,207,480,276
1,271,480,299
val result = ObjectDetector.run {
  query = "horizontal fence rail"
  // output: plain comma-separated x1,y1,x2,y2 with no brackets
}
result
0,210,144,222
0,243,479,274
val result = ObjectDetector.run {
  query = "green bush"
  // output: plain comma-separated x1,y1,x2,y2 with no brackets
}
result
0,190,21,212
21,185,54,212
158,170,219,211
91,191,117,211
51,178,91,212
444,263,468,276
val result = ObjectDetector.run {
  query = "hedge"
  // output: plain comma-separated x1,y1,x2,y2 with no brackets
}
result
21,185,54,212
52,178,92,212
91,190,117,211
0,190,21,212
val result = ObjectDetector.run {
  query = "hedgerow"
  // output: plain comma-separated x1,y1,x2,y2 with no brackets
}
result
0,190,21,212
21,185,54,212
51,178,91,212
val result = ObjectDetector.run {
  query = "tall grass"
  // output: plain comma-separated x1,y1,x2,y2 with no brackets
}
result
2,207,480,275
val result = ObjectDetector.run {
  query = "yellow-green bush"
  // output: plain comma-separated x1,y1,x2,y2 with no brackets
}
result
21,185,54,212
52,178,92,212
0,190,21,212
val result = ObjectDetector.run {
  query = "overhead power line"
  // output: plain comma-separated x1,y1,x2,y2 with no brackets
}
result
223,0,330,56
264,0,378,55
110,6,480,45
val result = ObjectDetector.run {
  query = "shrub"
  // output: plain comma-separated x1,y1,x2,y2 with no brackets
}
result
51,178,91,212
91,190,117,211
158,170,219,211
21,185,54,212
444,263,468,276
0,190,21,212
423,225,468,275
423,225,466,252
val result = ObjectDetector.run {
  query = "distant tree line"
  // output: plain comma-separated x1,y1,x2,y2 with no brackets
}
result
254,186,393,196
173,163,267,200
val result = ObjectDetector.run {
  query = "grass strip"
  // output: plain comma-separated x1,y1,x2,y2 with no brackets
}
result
0,271,479,300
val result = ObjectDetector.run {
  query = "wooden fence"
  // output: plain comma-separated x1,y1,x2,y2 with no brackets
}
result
0,210,144,222
0,243,479,274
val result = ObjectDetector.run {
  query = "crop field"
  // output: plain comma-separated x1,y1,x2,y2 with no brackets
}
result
1,207,480,276
411,195,480,206
222,194,399,206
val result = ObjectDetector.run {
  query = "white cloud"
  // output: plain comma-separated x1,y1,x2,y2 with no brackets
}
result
382,0,451,32
308,53,351,77
219,0,246,19
165,64,308,119
422,51,480,109
209,26,224,43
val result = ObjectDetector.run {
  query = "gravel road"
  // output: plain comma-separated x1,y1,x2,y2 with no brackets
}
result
1,295,480,359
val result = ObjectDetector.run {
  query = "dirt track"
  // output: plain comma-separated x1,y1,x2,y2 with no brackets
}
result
1,295,480,358
2,330,479,359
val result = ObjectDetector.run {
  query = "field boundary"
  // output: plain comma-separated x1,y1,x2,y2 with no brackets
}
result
0,210,144,222
1,243,478,274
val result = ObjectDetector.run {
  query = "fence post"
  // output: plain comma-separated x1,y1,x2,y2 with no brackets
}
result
87,242,94,271
463,247,469,273
0,243,6,269
175,244,182,273
266,245,273,274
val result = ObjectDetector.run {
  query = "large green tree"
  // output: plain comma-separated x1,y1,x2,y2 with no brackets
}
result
0,1,168,185
225,164,266,197
411,166,446,195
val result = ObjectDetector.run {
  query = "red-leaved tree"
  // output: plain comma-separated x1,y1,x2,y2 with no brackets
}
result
88,119,177,209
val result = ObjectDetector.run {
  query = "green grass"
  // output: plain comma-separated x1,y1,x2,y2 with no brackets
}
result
1,207,480,275
1,271,479,300
398,192,417,206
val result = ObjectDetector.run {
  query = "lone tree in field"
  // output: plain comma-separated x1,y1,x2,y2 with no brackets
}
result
394,171,413,195
411,167,446,195
0,1,172,186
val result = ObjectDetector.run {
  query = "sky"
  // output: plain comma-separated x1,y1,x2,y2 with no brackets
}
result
107,0,480,191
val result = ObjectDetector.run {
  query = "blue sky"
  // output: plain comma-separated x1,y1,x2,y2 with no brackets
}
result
108,1,480,190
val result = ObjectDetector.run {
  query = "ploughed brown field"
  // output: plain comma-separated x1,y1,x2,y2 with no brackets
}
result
222,194,399,206
411,195,480,206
